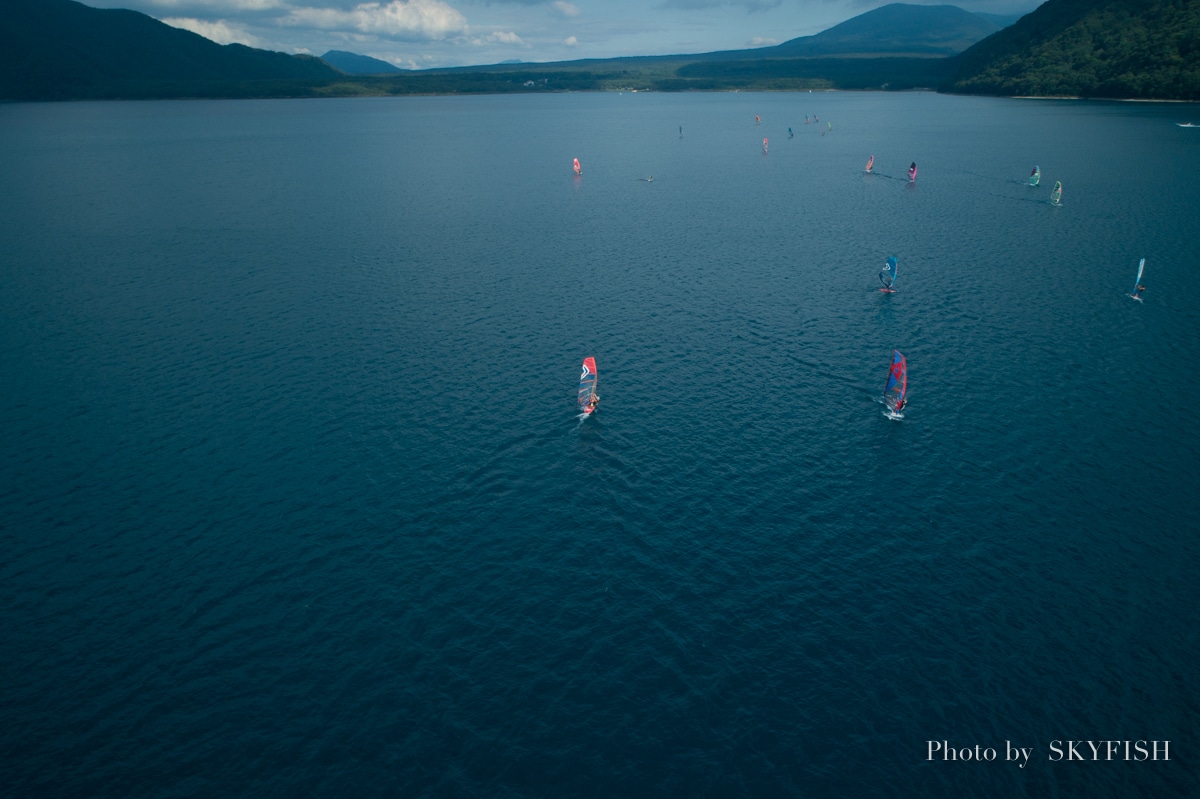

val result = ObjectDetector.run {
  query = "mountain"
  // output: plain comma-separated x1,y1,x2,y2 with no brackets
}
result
0,0,340,100
767,3,1001,57
320,50,405,75
945,0,1200,99
329,3,1010,77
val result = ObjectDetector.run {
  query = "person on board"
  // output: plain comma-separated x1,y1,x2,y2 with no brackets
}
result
586,396,599,412
894,398,906,413
1136,284,1146,296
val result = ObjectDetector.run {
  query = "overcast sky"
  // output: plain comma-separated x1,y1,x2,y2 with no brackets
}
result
81,0,1042,70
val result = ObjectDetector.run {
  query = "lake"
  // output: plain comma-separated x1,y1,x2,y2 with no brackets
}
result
1,91,1197,797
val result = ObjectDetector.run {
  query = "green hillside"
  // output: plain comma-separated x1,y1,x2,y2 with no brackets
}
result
0,0,340,100
944,0,1200,99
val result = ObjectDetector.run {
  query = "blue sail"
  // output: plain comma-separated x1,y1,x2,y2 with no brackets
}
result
879,256,899,290
1130,257,1146,297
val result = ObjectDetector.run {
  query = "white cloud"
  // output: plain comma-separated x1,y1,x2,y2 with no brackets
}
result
467,30,525,46
551,1,581,17
562,35,577,47
144,0,283,9
283,0,468,40
746,36,776,47
162,16,264,45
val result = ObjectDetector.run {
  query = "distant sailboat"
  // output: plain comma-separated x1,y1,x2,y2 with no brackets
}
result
755,115,761,126
1051,180,1062,205
883,351,908,418
578,357,599,416
1029,165,1040,186
865,155,875,173
679,125,684,138
907,162,917,182
573,157,582,176
1129,257,1146,301
879,256,899,292
788,127,794,138
762,137,768,154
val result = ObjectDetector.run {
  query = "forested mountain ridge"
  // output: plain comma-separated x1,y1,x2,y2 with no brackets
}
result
944,0,1200,99
0,0,340,100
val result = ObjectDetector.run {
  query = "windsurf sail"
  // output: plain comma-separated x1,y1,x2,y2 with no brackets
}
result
573,157,582,176
755,115,761,126
788,127,794,138
827,121,832,133
1051,181,1062,204
879,256,898,290
679,125,683,138
762,137,768,154
865,155,874,172
1029,165,1040,186
883,351,907,413
907,162,917,182
1131,257,1146,295
578,357,598,412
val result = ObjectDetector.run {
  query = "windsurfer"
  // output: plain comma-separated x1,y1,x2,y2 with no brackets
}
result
895,399,905,412
587,395,599,412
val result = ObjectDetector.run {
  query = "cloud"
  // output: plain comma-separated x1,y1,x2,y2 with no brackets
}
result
658,0,782,12
142,0,284,9
746,36,776,47
282,0,468,40
563,35,578,47
551,1,581,17
162,16,264,44
469,30,525,45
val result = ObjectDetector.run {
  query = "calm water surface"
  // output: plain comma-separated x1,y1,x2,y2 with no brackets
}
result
1,92,1198,797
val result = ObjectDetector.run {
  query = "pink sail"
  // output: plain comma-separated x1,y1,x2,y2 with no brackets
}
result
573,157,581,176
578,357,599,414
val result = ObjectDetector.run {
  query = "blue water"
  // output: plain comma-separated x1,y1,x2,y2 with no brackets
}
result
1,92,1198,797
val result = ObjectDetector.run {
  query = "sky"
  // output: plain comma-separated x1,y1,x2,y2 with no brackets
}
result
81,0,1042,70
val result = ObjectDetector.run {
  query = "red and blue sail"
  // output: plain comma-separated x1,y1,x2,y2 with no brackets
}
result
883,351,907,412
578,356,598,412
